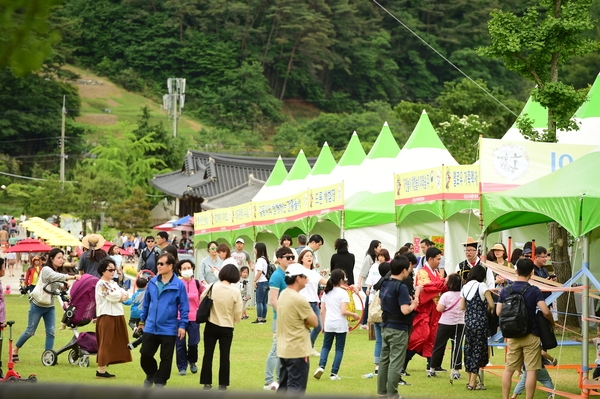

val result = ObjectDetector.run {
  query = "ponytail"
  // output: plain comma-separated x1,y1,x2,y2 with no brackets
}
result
324,269,345,294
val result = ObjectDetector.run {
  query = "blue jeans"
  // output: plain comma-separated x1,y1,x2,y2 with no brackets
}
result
16,302,56,350
319,332,347,375
513,367,554,396
256,281,269,319
374,322,382,364
309,302,322,347
265,320,280,384
175,321,200,372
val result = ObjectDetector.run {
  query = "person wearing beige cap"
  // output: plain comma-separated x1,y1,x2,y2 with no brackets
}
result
78,234,109,278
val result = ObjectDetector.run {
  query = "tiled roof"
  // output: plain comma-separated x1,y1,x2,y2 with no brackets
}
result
150,151,315,203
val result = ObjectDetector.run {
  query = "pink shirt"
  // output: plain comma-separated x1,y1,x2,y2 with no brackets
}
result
438,291,465,326
181,278,203,322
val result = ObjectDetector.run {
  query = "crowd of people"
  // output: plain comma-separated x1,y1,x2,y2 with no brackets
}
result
0,229,564,399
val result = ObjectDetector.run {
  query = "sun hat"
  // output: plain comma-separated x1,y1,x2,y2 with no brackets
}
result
462,237,479,248
491,243,505,251
82,234,106,250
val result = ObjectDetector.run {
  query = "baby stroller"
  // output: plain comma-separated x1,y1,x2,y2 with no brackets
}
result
41,274,99,367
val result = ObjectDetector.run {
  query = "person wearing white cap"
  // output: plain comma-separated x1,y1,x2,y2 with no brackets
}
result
231,238,253,270
276,263,318,393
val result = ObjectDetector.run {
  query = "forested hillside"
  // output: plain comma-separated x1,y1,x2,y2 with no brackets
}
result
1,0,599,185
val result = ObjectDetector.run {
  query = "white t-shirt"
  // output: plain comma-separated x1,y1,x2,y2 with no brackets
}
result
461,280,488,301
299,268,323,302
255,257,268,283
365,263,381,302
231,250,250,268
322,286,350,333
221,257,237,268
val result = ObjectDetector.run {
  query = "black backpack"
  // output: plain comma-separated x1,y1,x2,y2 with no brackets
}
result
499,284,531,338
264,262,276,281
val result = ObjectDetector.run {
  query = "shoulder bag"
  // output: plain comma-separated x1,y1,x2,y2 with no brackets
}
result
196,283,214,323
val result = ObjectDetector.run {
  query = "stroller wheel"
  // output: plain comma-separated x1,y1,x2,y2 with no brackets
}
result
79,355,90,368
68,350,79,365
41,350,58,367
7,376,19,382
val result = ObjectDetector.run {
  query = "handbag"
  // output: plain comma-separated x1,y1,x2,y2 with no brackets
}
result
536,310,557,350
196,283,214,323
367,290,382,324
30,279,52,306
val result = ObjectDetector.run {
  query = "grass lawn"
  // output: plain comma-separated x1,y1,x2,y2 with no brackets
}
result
2,294,590,398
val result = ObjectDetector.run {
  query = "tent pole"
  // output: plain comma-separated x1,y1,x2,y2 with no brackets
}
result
582,233,590,387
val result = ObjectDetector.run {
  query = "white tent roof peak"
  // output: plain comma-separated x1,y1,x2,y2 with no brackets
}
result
384,121,389,126
422,110,427,115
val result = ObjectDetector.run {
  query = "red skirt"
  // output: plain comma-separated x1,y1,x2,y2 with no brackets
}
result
96,315,132,366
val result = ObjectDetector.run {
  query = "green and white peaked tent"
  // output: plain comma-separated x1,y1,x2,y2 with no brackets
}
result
253,156,288,201
559,72,600,145
502,95,548,141
306,142,342,229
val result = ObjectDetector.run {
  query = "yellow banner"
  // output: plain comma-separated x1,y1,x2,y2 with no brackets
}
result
194,211,213,234
394,168,444,205
253,191,309,225
443,165,480,200
211,208,232,230
230,203,253,229
479,138,596,192
309,182,344,215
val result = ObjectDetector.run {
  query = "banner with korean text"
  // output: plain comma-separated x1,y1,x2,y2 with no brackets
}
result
479,138,596,192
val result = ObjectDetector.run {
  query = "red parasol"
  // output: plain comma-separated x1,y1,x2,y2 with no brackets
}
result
6,238,52,253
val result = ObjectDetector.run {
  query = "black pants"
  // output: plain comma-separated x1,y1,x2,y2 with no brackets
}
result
140,333,177,385
278,357,309,393
430,323,464,370
200,322,234,386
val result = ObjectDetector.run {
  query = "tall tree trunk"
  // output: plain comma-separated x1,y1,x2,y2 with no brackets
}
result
279,39,298,100
548,222,579,326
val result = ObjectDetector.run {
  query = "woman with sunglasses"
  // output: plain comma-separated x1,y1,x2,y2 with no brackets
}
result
199,241,222,287
298,249,328,356
95,257,132,378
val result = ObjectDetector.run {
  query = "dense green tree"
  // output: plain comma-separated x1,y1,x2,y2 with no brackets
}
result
6,175,77,219
480,0,599,326
108,187,152,233
72,165,126,232
84,123,166,189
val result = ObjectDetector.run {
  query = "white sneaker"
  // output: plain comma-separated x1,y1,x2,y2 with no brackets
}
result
311,349,321,357
451,370,461,380
263,382,279,391
314,367,324,379
359,325,369,330
330,374,341,380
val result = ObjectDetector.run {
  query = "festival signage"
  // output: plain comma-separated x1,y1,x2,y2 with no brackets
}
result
230,203,254,230
211,207,232,232
394,168,444,205
194,210,213,234
443,165,480,201
308,182,344,215
394,165,480,206
253,191,310,226
479,138,596,192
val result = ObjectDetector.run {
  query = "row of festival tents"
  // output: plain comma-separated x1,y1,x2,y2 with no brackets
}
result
191,72,600,272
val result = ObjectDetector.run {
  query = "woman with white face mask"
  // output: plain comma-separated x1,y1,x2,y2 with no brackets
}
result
174,260,205,376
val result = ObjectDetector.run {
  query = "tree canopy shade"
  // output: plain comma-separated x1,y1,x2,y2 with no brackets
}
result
0,0,63,75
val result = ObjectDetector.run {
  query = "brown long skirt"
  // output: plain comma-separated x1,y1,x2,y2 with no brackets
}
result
96,315,132,367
